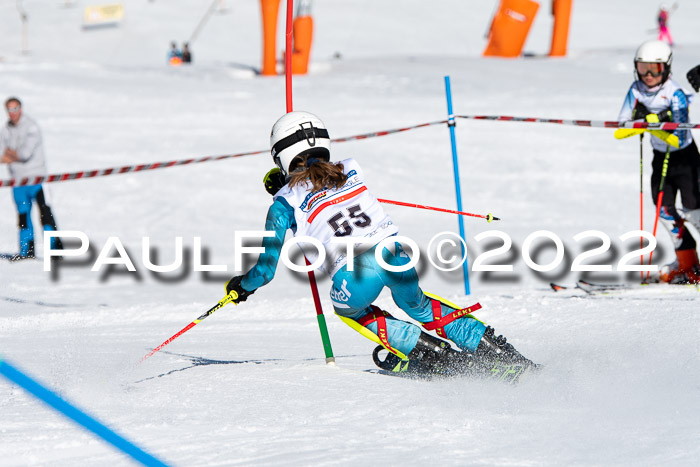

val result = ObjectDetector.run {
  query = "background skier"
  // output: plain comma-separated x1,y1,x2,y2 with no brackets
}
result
0,97,62,260
166,41,182,66
656,3,676,46
618,41,700,284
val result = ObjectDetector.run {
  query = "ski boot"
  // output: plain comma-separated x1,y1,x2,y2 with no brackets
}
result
10,240,35,262
475,326,536,364
658,249,700,284
372,331,475,378
473,326,539,383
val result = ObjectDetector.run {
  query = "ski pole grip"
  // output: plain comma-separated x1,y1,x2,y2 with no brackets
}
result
224,292,238,304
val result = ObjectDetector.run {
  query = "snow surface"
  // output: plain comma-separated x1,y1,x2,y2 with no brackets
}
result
1,0,700,465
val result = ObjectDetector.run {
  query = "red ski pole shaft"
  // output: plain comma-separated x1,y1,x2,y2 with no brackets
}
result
645,191,665,282
645,147,671,282
377,198,499,222
140,295,235,363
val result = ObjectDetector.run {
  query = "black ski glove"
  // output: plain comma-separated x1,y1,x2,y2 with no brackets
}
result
263,167,286,196
632,102,650,120
225,276,255,303
634,102,671,123
687,65,700,93
655,109,672,123
645,110,671,124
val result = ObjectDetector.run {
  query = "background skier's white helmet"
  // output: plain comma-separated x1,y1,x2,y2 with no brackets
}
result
634,40,672,82
270,111,331,176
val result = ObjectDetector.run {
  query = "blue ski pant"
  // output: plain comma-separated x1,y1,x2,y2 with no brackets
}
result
331,241,485,357
12,185,59,255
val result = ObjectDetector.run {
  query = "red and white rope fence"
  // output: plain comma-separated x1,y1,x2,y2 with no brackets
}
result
456,114,700,130
0,150,269,188
330,119,448,143
2,115,698,188
0,120,448,188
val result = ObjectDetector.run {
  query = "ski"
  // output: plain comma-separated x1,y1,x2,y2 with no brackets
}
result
614,128,679,147
369,345,538,385
369,359,536,384
551,280,632,294
550,279,699,296
577,280,630,291
549,281,594,294
0,253,42,262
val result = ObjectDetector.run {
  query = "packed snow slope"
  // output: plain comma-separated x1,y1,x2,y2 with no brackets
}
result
1,1,700,466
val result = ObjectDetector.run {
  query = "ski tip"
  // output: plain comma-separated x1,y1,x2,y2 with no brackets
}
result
549,283,565,292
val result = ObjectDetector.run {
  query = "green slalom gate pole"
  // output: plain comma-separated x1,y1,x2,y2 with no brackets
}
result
444,76,471,295
0,357,169,467
305,259,335,363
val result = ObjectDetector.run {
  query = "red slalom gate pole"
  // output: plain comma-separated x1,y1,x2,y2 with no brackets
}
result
377,198,499,222
285,0,293,112
285,0,335,363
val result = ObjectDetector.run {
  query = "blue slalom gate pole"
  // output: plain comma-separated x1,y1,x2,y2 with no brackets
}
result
0,357,170,467
444,76,471,295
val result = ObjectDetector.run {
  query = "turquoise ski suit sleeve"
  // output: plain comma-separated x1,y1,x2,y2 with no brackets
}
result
240,197,296,292
670,89,691,147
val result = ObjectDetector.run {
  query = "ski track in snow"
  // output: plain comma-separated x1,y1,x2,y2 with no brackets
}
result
2,0,700,465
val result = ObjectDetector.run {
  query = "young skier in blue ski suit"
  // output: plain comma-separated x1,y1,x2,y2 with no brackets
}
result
223,111,535,375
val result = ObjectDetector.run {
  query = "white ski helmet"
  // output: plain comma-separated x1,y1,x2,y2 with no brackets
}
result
270,111,331,176
634,40,672,82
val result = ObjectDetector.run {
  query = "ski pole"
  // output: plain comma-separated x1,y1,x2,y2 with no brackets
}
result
377,198,499,222
645,146,672,282
140,294,236,363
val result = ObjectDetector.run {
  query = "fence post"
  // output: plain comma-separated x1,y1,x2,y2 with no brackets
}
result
444,76,471,295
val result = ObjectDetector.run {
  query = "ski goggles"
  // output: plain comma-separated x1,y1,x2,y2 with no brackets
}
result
6,105,21,114
636,62,665,77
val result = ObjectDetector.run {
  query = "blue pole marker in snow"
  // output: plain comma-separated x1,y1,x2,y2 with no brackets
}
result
444,76,471,295
0,357,170,467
